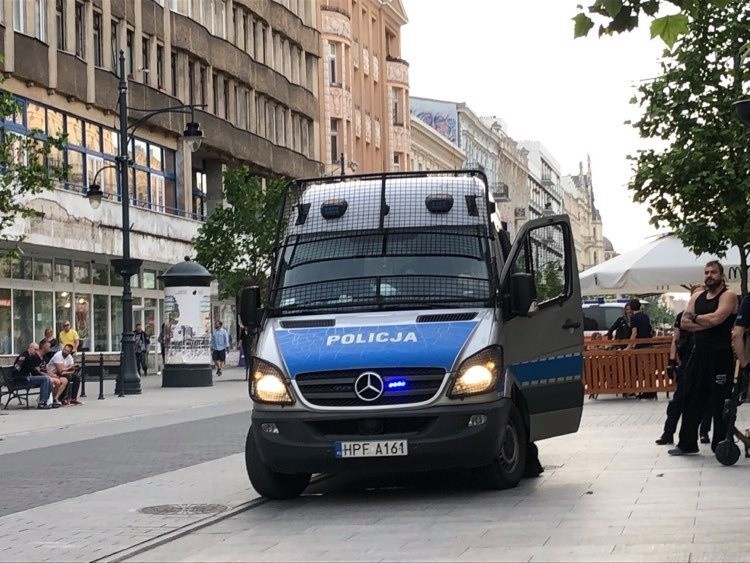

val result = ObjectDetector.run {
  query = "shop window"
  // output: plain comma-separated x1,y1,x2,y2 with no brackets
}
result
55,259,72,282
109,265,123,287
34,291,53,342
27,102,45,132
75,293,91,349
0,289,12,355
93,294,109,351
73,261,90,284
142,270,157,289
110,296,122,351
86,122,101,151
34,258,53,282
68,117,84,146
92,263,108,285
13,290,33,355
12,257,33,280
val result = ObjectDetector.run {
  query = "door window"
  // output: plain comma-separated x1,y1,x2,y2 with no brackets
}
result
512,222,570,307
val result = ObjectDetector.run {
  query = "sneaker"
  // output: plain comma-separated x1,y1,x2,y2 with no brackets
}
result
70,399,83,405
668,446,699,456
51,401,61,409
37,402,51,410
655,434,674,445
700,434,710,444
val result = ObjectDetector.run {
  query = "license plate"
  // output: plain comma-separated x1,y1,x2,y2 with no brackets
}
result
335,440,408,458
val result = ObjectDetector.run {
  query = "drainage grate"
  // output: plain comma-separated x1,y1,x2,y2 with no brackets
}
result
139,503,228,516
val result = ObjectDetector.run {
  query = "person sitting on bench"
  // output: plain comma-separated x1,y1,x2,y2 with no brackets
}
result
12,342,54,409
50,344,82,406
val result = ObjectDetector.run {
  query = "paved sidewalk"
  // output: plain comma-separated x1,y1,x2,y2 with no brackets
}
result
0,366,249,450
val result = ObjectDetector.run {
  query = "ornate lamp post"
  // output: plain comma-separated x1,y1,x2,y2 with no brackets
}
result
86,50,204,395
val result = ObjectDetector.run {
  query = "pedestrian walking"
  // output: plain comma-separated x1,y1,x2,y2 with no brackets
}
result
211,320,230,376
669,261,738,456
134,323,151,377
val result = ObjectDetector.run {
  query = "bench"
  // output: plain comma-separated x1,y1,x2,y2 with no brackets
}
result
0,365,42,409
583,336,675,398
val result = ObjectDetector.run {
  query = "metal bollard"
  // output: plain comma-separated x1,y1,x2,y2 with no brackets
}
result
118,352,125,397
80,351,87,398
98,353,105,400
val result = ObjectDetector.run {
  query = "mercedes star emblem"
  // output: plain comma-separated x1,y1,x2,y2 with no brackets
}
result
354,371,385,402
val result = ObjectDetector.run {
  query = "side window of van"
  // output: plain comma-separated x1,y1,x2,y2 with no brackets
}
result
513,223,570,306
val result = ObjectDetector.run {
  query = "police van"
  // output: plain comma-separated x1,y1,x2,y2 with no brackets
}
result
238,170,584,499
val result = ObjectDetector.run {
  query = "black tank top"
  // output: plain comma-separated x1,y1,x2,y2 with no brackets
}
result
694,287,736,351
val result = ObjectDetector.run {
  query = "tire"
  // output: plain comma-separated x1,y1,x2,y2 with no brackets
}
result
245,427,311,499
715,440,741,467
473,404,527,489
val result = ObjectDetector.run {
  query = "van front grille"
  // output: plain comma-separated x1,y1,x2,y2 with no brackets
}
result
294,367,446,407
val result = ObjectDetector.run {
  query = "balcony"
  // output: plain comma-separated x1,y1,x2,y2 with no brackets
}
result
541,176,556,188
386,55,409,86
492,182,510,202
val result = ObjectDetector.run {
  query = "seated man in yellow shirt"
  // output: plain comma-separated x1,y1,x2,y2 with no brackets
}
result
58,321,80,353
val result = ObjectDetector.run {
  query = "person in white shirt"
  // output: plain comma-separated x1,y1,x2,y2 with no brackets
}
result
50,344,82,406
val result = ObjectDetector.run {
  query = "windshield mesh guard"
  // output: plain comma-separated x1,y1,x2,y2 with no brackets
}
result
268,171,497,315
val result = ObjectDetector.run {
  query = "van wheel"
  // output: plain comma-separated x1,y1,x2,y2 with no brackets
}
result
473,404,527,489
245,427,311,499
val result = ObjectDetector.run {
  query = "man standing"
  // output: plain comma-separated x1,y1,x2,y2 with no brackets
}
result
134,323,151,377
732,293,750,398
50,344,82,406
670,261,738,455
12,342,54,409
58,321,79,353
626,299,653,347
211,321,230,376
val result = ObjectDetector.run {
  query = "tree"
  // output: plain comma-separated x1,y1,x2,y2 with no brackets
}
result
535,260,565,302
0,78,67,252
573,0,731,46
627,2,750,295
193,169,287,300
646,298,676,328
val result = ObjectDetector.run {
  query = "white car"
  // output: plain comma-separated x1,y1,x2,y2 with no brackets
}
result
582,302,629,338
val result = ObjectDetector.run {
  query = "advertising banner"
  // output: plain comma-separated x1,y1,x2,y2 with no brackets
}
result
409,98,459,144
163,286,211,365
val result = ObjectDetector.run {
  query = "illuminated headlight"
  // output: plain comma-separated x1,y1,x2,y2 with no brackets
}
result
250,358,294,405
449,346,503,398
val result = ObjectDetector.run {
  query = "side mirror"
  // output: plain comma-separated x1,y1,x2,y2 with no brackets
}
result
239,286,262,328
510,272,537,317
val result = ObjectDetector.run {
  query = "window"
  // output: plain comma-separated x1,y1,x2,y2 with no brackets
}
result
74,1,84,58
171,51,178,96
328,41,338,84
220,0,227,38
212,72,219,114
142,36,150,78
35,0,46,41
233,6,239,45
223,79,229,119
393,153,400,171
513,223,569,306
330,118,339,164
92,12,102,66
93,294,109,352
193,169,207,220
13,0,25,33
156,44,164,88
126,29,134,75
208,0,215,33
56,0,64,49
188,62,195,104
199,65,207,105
391,87,402,125
111,20,119,70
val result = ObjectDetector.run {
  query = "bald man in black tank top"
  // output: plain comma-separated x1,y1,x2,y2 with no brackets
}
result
669,261,738,455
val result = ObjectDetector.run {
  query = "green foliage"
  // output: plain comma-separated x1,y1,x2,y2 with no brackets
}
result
535,260,565,302
573,0,727,44
646,299,675,328
627,2,750,295
193,169,286,300
0,79,68,253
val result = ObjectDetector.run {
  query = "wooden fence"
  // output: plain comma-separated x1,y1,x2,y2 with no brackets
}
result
583,336,675,397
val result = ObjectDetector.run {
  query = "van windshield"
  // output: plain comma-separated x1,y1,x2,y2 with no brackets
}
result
270,226,493,314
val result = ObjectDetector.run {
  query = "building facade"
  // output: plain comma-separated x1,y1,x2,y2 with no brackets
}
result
318,0,409,175
561,158,606,271
0,0,322,358
409,115,464,172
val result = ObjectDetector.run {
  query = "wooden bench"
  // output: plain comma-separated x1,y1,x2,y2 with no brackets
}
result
0,365,42,409
583,336,675,397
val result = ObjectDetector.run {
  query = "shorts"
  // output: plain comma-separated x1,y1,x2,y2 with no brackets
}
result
212,349,226,362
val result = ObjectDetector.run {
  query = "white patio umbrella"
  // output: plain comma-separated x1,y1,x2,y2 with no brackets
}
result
579,234,744,296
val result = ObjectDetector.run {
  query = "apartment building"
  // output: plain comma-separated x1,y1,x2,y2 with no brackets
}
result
318,0,410,174
0,0,321,357
561,158,606,271
409,115,464,172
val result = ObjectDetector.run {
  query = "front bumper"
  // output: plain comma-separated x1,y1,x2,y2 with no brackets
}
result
251,398,511,475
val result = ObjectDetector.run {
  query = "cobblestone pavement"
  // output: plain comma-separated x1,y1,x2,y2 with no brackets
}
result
2,388,749,562
133,397,750,563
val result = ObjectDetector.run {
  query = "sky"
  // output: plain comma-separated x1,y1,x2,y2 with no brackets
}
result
401,0,669,254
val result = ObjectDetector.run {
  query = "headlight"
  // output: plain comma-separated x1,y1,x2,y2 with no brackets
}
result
449,346,503,398
250,358,294,405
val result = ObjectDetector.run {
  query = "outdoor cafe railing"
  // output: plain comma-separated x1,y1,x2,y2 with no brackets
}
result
583,336,674,397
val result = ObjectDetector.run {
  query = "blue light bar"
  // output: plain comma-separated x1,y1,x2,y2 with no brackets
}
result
387,379,408,389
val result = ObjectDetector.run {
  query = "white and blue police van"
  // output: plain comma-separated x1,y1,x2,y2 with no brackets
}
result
238,170,584,499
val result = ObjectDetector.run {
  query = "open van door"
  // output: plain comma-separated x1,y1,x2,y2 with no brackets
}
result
499,215,584,441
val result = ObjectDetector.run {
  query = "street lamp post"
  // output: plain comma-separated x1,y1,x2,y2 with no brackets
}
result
86,50,204,396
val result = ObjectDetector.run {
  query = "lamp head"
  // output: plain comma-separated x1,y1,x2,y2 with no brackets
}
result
733,99,750,128
86,183,103,209
183,121,203,152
